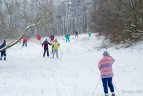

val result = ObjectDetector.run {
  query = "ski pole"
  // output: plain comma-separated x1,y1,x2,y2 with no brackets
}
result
40,47,43,57
113,82,121,96
92,78,101,96
59,47,62,59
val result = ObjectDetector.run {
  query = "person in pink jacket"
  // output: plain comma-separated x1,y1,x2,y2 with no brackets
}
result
98,51,115,96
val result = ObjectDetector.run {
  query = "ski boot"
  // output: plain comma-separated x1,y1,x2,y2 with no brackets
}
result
105,94,109,96
112,93,115,96
4,57,6,60
0,57,2,60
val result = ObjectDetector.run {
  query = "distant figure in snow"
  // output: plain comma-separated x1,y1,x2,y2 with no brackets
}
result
0,40,6,60
52,39,60,59
75,31,78,38
65,34,70,43
42,39,51,57
49,35,55,55
50,35,55,42
98,51,115,96
37,34,41,41
22,36,28,47
88,32,91,38
37,34,42,44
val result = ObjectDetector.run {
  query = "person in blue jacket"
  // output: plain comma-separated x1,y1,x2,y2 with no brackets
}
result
0,40,6,60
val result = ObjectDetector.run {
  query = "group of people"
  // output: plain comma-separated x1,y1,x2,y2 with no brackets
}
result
22,34,42,47
42,35,60,59
65,31,92,43
0,36,29,61
0,31,92,60
42,32,116,96
0,32,116,96
22,34,60,59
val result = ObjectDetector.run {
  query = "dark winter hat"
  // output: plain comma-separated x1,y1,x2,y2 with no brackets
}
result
45,39,48,41
103,51,110,56
3,40,6,43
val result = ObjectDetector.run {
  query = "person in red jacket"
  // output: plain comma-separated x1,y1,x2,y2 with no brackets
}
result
50,35,55,42
98,51,115,96
23,36,28,47
37,34,41,41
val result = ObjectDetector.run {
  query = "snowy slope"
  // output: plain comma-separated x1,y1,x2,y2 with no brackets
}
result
0,34,143,96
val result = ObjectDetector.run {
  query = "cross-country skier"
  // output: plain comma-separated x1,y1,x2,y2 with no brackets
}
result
50,35,55,42
98,51,115,96
37,34,42,45
42,39,51,57
37,34,41,41
65,34,70,43
88,32,91,38
75,31,78,38
22,36,28,47
52,39,60,59
49,35,55,55
0,40,6,60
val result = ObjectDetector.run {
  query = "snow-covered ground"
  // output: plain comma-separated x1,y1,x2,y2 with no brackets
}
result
0,34,143,96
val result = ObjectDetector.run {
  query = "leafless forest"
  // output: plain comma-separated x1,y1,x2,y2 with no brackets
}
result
0,0,143,45
91,0,143,45
0,0,92,39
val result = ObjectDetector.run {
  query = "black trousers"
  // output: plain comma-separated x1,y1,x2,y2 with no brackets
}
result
23,42,27,47
43,49,49,57
1,51,6,57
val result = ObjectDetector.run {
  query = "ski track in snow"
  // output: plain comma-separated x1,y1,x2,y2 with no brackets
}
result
0,34,143,96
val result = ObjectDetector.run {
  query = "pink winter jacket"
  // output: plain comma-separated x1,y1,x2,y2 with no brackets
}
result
98,56,115,78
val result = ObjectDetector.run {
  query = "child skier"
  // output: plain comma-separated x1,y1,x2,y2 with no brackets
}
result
42,39,51,57
52,39,60,59
98,51,115,96
0,40,6,60
65,34,70,43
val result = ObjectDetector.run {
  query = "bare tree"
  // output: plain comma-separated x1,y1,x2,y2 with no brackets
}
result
91,0,143,45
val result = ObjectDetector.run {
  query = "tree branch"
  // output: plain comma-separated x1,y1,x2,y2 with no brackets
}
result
0,21,41,52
